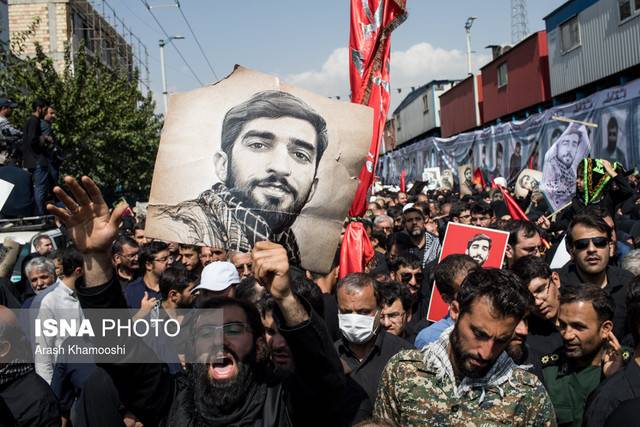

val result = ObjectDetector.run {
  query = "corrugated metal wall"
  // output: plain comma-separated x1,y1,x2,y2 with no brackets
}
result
548,0,640,96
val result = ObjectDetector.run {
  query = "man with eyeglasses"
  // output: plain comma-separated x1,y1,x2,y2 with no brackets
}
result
503,220,544,268
111,236,140,289
373,214,394,238
555,213,634,339
470,201,495,228
378,281,427,344
124,241,172,309
512,255,564,355
449,202,472,225
335,273,412,424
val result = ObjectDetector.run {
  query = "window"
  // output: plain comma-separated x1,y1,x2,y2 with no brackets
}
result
560,17,581,52
497,63,508,88
422,95,429,114
618,0,640,21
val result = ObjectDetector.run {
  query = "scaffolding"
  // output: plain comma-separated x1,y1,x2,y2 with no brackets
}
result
70,0,150,94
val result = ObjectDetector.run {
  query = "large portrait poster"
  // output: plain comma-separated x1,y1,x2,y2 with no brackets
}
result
426,223,510,322
598,106,630,169
145,66,373,273
540,123,590,211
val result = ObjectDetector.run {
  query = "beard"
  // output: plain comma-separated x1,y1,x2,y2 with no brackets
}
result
191,345,258,417
506,339,526,364
227,174,311,233
449,324,492,379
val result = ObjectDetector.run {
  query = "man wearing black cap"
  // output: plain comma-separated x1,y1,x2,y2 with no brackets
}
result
0,98,22,160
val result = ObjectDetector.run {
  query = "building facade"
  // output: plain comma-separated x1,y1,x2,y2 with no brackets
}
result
545,0,640,97
0,0,8,50
480,31,551,123
392,80,457,147
439,75,483,137
8,0,147,86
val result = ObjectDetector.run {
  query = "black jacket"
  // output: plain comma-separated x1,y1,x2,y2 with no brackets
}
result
0,370,60,426
74,274,346,427
20,116,48,169
555,263,633,339
584,358,640,427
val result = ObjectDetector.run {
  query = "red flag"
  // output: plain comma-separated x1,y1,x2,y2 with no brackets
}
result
472,168,485,188
497,184,551,249
399,168,406,192
497,185,528,220
339,0,408,279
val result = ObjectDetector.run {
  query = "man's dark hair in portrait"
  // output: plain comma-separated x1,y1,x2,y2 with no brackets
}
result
154,90,329,264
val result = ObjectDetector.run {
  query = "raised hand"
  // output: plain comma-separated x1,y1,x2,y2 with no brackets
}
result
252,241,309,326
602,331,623,377
252,241,291,301
46,176,128,254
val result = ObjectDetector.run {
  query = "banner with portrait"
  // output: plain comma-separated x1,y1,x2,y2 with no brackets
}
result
514,168,543,198
145,66,373,273
426,223,510,322
379,77,640,189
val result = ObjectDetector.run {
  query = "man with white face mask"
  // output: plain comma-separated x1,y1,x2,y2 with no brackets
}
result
334,273,413,424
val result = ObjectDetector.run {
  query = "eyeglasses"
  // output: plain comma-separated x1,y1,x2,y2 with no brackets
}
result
196,322,251,339
531,279,552,300
122,252,139,259
400,272,423,283
380,311,405,321
572,237,609,251
153,255,171,263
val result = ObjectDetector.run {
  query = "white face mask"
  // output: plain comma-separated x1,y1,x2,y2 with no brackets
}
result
338,312,378,344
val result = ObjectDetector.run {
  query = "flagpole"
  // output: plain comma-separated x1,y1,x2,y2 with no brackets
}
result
551,116,598,128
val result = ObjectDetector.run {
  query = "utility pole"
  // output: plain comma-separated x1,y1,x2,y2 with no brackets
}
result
159,36,185,114
465,17,481,127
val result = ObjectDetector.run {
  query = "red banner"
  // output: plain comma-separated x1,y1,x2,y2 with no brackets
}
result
497,185,527,220
339,0,408,279
399,168,406,192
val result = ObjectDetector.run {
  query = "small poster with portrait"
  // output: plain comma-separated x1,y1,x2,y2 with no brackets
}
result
514,168,543,199
440,169,454,190
458,164,474,196
422,167,441,190
426,223,510,322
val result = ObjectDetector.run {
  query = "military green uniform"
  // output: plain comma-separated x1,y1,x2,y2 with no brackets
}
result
374,349,557,427
541,349,631,427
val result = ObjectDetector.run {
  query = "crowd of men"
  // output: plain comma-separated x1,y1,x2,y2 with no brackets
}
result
1,154,640,426
0,97,62,218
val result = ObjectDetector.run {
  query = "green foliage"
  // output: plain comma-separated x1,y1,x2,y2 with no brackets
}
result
0,19,162,202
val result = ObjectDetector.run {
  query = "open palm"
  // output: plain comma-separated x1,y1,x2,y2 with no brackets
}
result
47,176,127,254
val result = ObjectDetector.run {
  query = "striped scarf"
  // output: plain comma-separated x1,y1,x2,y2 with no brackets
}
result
0,360,33,386
422,326,518,403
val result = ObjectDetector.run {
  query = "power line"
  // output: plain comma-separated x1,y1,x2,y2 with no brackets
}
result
176,1,219,82
139,0,204,86
114,0,163,37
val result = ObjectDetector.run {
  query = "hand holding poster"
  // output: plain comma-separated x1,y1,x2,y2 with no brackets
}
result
426,223,510,322
145,66,373,273
540,123,590,211
515,168,542,198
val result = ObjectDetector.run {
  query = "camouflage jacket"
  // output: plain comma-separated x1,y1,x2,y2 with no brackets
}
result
374,327,557,427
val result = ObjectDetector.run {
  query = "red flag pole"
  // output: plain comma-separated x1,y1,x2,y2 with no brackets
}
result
339,0,408,279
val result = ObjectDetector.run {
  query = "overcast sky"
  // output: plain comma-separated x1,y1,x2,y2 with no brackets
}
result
109,0,566,113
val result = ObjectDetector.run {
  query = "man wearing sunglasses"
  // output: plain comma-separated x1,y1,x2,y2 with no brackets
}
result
555,214,634,339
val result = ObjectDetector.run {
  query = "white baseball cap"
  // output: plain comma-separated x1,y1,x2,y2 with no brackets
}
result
191,261,241,293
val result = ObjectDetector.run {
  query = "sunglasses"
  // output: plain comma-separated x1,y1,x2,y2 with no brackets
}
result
572,237,609,251
400,272,424,283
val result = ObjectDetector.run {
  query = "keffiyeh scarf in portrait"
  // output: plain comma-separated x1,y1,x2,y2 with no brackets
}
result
156,183,301,264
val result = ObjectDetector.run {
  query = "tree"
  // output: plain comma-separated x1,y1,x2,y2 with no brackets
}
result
0,19,162,202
